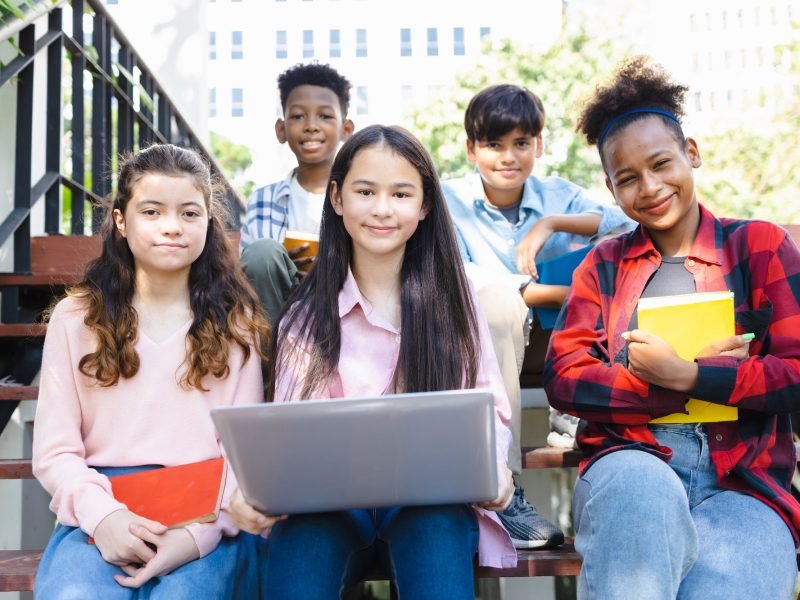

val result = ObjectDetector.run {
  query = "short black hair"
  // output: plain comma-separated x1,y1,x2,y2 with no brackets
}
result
464,84,545,142
278,62,352,116
577,55,688,154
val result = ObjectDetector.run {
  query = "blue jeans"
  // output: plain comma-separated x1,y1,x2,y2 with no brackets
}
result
35,466,264,600
262,504,479,599
572,424,797,600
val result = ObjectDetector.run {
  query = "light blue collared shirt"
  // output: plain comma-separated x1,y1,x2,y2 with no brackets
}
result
442,171,635,292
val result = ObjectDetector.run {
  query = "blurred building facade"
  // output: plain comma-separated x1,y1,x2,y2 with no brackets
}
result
102,0,799,197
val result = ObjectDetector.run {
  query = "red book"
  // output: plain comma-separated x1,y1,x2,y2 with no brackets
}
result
108,457,227,528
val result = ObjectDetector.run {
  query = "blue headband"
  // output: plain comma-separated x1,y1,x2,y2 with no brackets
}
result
598,108,681,149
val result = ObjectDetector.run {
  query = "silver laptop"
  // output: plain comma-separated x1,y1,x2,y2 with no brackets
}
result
211,389,498,515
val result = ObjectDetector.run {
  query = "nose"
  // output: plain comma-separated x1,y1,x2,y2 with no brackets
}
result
371,192,393,217
640,171,662,197
304,116,320,132
161,214,183,235
499,147,515,164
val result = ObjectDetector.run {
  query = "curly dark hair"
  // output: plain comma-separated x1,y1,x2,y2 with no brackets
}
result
278,62,352,116
577,56,689,157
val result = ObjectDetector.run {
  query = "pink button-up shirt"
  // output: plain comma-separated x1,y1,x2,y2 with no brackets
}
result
275,270,517,568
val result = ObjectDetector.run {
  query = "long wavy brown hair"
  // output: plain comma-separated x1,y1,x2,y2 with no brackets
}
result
64,143,269,390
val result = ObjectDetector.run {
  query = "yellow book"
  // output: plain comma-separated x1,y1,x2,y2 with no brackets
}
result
638,291,739,424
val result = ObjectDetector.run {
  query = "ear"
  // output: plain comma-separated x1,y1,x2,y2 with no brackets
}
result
330,181,344,216
466,139,477,164
685,137,702,169
341,118,355,141
275,118,287,144
113,208,126,237
419,205,430,221
534,133,544,158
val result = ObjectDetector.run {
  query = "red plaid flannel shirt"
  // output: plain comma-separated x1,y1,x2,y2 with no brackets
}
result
545,204,800,544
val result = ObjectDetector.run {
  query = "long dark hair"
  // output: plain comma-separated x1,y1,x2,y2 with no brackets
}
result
66,143,269,390
268,125,480,400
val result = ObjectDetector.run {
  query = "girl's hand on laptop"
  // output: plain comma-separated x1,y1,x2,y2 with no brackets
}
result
476,464,514,512
229,487,288,535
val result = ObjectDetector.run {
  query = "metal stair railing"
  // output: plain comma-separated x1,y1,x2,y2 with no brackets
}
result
0,0,242,323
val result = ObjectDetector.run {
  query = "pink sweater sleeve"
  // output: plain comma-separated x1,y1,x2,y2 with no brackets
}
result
185,343,264,557
32,300,126,536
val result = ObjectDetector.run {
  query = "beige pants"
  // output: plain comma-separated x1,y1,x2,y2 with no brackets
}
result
474,283,530,475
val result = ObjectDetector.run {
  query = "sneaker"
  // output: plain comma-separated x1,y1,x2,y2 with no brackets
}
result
496,482,564,549
548,407,580,449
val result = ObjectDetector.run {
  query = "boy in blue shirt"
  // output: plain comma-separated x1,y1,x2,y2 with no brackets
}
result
442,84,634,548
240,62,354,325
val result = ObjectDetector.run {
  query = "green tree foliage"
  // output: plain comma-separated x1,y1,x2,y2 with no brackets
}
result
210,131,256,201
411,30,628,189
694,34,800,223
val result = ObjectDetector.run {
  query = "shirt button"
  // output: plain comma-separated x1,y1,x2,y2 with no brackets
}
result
687,259,696,267
395,335,401,343
715,434,723,441
725,470,730,476
508,239,515,246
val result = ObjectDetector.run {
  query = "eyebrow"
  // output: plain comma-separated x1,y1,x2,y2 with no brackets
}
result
349,179,418,189
287,103,336,111
136,199,205,209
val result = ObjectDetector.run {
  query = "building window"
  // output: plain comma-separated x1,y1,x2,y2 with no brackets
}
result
329,29,341,57
479,26,491,40
356,29,367,57
356,85,368,115
453,27,465,56
303,30,314,58
209,87,216,118
400,28,412,57
232,88,244,117
209,31,216,60
276,30,287,59
427,27,438,56
231,31,243,59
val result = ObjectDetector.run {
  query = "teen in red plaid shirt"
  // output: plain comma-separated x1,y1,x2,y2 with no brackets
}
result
545,56,800,599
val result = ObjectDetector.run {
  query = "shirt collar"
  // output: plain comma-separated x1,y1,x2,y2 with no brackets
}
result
622,203,722,265
338,269,363,318
337,269,400,333
273,168,296,204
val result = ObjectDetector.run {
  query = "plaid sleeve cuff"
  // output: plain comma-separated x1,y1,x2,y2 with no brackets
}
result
693,356,739,404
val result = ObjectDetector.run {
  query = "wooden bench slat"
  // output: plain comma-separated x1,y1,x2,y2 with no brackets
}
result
0,386,39,401
0,324,46,339
523,446,582,469
0,551,41,592
0,459,34,479
478,540,581,578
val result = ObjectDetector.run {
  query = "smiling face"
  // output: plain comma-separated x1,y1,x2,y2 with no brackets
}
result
113,173,209,277
603,116,702,255
331,144,427,266
466,127,542,208
276,84,354,168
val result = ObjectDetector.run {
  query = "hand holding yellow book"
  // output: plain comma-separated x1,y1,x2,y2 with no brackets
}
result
637,291,738,424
